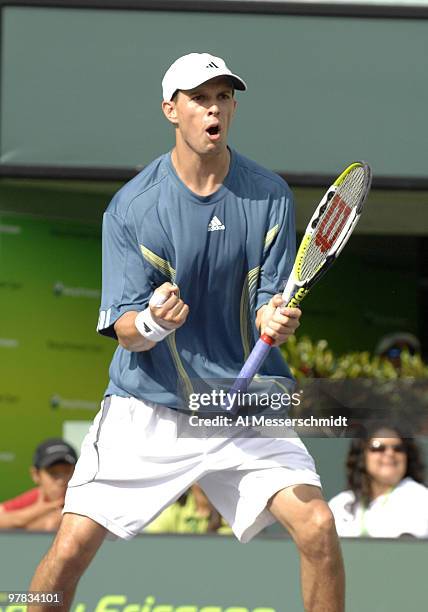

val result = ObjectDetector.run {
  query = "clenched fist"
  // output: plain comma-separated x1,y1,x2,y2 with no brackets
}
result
150,282,189,331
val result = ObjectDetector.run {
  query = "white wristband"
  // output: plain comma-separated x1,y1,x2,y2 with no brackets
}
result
135,308,173,343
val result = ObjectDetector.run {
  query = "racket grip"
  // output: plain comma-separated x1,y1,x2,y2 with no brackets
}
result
225,335,273,414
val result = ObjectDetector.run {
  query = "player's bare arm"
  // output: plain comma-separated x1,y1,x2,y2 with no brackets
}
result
256,295,301,347
114,283,189,352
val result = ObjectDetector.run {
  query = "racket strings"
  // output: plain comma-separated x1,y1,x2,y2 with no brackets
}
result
336,165,367,211
299,166,367,280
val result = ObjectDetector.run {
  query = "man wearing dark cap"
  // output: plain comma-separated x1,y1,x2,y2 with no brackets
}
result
0,438,77,531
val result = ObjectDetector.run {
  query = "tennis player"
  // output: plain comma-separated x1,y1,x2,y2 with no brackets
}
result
29,53,344,612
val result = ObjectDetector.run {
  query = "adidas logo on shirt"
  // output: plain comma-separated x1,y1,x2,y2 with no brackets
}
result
207,216,225,232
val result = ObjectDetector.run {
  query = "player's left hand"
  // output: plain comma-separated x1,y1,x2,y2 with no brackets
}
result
257,295,301,347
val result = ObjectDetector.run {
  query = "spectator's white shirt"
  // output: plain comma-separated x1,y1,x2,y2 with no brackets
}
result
329,477,428,538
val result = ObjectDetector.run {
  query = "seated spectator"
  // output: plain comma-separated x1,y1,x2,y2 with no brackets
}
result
329,425,428,538
0,438,77,531
145,483,232,535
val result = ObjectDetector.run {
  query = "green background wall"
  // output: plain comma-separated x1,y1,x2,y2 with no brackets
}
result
0,201,114,499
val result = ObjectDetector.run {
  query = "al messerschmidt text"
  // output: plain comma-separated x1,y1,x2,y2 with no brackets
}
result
188,415,348,427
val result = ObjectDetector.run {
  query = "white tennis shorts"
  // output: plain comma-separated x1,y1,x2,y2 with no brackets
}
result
64,395,321,542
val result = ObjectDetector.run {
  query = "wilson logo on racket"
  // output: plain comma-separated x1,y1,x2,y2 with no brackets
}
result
315,195,352,253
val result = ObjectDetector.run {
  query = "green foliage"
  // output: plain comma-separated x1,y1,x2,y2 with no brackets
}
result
281,337,428,431
281,336,428,380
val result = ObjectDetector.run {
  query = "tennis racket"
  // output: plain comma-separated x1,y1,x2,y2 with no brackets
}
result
226,161,372,413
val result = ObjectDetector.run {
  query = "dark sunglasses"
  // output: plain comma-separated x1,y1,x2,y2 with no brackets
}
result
368,442,406,454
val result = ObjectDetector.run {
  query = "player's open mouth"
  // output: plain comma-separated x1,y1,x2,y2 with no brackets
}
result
206,125,221,141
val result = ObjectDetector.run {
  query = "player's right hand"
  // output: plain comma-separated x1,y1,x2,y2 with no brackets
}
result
149,282,189,330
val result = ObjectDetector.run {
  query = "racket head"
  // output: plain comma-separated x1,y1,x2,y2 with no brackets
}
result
285,161,372,307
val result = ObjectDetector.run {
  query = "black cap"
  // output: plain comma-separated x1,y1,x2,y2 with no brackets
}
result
33,438,78,469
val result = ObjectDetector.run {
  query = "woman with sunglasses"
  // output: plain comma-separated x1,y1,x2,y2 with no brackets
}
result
329,424,428,538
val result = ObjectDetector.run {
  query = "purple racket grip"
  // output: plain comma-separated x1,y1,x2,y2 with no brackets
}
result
225,335,273,414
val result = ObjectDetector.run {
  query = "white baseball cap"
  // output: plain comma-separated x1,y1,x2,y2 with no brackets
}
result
162,52,247,101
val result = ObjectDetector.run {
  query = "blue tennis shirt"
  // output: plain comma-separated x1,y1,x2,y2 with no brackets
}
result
97,149,296,410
